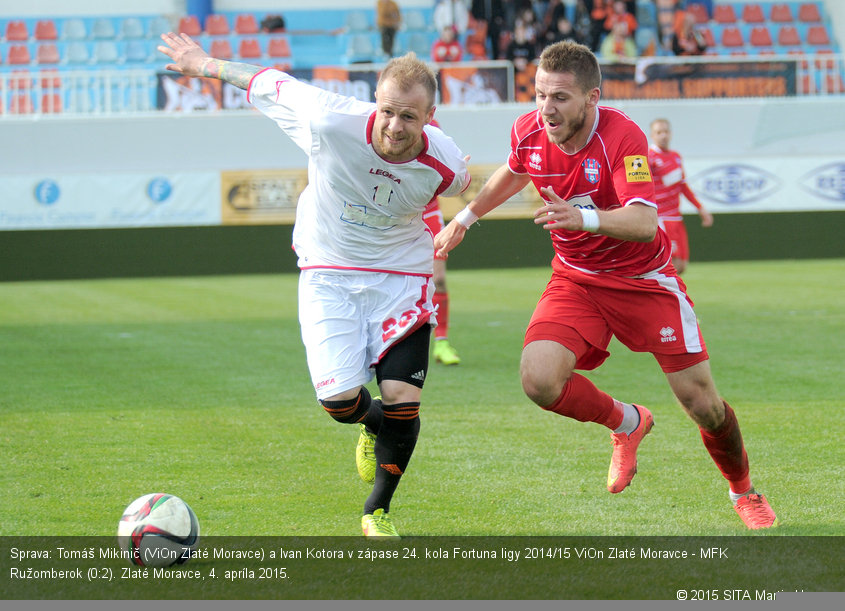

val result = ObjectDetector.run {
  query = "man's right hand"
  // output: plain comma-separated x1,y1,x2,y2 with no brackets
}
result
433,219,468,260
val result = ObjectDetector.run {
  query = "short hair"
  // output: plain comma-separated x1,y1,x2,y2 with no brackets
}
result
650,118,671,129
538,41,602,92
377,52,438,109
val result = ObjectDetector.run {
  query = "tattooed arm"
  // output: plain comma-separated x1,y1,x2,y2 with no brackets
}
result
158,32,261,90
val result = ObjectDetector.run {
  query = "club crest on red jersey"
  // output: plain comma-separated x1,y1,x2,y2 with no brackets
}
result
582,159,601,184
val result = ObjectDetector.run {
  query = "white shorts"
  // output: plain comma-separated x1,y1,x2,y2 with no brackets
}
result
298,270,436,400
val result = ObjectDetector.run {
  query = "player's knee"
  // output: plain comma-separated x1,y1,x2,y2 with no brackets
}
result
320,387,371,424
520,368,567,407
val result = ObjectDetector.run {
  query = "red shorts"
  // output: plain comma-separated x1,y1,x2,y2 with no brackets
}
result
524,258,709,373
660,218,690,262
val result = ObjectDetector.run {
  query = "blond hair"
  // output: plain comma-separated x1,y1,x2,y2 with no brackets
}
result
377,52,438,109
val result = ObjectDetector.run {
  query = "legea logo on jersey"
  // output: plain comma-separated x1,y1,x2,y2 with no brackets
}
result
694,164,780,204
34,180,60,205
582,159,601,184
800,163,845,202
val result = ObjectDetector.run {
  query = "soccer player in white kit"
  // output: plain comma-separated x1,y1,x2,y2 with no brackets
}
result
159,33,470,538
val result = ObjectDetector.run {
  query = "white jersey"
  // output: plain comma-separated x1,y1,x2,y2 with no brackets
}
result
247,69,470,276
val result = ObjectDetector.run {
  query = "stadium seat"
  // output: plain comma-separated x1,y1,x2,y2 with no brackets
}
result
36,43,61,64
346,33,375,62
685,3,709,24
267,36,292,58
235,14,259,34
405,11,427,32
65,42,90,64
148,16,173,38
10,93,34,114
407,32,430,56
93,41,120,63
210,38,233,59
125,39,150,63
7,44,31,65
806,25,831,46
720,26,745,49
345,11,370,32
824,72,845,94
62,19,87,40
769,4,794,23
5,20,29,41
238,38,262,59
205,14,230,35
41,92,62,113
178,16,202,36
798,3,822,23
813,48,835,70
120,17,146,39
741,4,765,24
91,18,117,39
7,69,30,89
713,5,737,24
34,20,58,41
39,69,62,89
636,2,657,28
777,25,802,47
749,26,773,48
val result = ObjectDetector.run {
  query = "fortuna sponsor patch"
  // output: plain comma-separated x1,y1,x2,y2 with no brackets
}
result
624,155,651,182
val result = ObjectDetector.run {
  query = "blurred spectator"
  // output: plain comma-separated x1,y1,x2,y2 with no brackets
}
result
655,0,679,51
604,0,637,37
515,4,540,43
671,10,706,56
376,0,402,57
505,21,537,71
583,0,611,50
432,25,464,61
434,0,471,35
599,20,637,60
471,0,506,59
543,14,586,46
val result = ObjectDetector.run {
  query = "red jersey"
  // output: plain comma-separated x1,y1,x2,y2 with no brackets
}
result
431,40,463,62
508,106,671,277
648,144,698,220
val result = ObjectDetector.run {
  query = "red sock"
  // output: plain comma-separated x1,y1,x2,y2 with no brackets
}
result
541,373,624,430
432,291,449,340
699,402,751,494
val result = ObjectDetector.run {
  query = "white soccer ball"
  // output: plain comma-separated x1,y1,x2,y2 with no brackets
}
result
117,493,200,567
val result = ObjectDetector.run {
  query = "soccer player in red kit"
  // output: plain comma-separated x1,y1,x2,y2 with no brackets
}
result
649,118,713,275
435,41,778,529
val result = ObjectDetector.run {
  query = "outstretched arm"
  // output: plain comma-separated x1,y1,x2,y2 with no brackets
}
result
158,32,262,90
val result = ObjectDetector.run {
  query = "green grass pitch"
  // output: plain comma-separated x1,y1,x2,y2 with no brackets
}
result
1,260,843,537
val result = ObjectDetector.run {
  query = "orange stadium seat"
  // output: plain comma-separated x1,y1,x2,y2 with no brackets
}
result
720,26,745,48
685,3,709,24
7,44,31,65
210,38,233,59
741,4,765,24
713,5,737,24
10,93,34,114
777,25,802,47
824,72,845,94
34,19,58,40
769,4,794,23
806,25,831,46
205,14,230,35
699,26,716,49
5,20,29,41
178,16,202,36
41,92,62,113
749,26,773,47
238,38,262,59
40,69,61,89
235,14,259,35
798,3,822,23
267,37,292,58
36,43,61,64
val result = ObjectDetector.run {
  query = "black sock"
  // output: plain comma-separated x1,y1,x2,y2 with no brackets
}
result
360,396,383,434
364,402,420,515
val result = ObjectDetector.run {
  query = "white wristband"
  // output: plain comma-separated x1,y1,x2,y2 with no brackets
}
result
454,206,479,229
579,208,600,232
